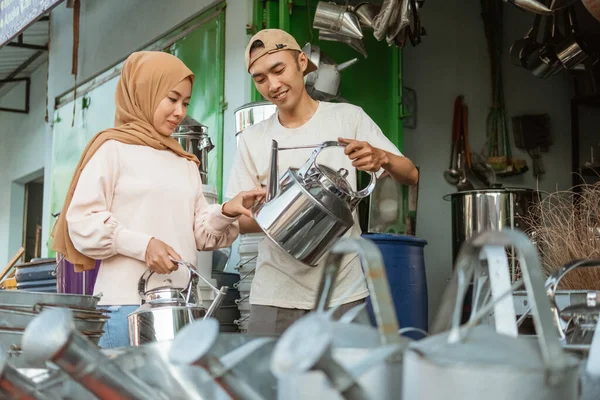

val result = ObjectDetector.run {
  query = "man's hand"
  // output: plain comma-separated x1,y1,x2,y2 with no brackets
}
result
338,137,389,173
145,238,180,274
222,188,266,218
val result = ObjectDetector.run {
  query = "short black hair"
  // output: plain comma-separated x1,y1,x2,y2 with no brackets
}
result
250,40,265,53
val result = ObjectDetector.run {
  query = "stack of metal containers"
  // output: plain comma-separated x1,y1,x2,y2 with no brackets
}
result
0,229,597,399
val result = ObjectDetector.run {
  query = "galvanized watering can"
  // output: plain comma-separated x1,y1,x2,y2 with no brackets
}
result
252,141,376,266
270,238,411,400
128,259,228,346
403,229,580,400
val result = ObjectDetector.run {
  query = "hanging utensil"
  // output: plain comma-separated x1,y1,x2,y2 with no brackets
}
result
351,2,380,29
444,96,462,185
314,1,364,40
318,29,368,58
527,13,564,78
456,100,475,191
510,13,543,68
555,5,591,70
503,0,553,15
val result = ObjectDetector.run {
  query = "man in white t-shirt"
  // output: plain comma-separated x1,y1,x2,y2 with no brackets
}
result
226,29,418,335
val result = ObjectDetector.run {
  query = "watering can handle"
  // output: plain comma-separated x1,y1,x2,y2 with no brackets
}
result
442,229,569,382
313,238,403,345
546,259,600,299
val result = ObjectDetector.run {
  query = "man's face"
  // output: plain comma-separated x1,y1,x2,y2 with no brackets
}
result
249,50,308,111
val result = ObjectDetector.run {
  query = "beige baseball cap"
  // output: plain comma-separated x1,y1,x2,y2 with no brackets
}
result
245,29,318,75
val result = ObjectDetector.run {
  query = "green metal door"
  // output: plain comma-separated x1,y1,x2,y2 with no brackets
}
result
46,5,227,256
170,8,226,200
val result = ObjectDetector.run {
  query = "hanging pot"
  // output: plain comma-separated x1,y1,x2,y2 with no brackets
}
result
555,6,591,70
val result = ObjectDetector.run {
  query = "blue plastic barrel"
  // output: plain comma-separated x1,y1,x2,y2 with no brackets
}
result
361,233,428,340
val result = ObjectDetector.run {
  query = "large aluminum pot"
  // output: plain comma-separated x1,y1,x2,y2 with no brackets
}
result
443,185,540,262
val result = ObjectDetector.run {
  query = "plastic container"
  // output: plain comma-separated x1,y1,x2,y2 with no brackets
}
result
362,233,428,339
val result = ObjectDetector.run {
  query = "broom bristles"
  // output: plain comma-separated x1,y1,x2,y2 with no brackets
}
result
522,181,600,290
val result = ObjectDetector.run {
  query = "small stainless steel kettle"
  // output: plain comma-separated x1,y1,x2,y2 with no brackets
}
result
128,259,228,346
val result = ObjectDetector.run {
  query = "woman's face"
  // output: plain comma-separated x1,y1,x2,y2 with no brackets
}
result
153,78,192,135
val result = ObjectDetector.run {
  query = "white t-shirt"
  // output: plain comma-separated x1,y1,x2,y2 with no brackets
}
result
226,101,403,309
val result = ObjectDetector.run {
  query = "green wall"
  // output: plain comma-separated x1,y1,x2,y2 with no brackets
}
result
251,0,404,150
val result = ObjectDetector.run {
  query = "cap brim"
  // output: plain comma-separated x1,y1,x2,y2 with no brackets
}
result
304,59,318,76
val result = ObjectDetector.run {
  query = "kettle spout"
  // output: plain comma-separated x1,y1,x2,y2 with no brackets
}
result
267,140,279,202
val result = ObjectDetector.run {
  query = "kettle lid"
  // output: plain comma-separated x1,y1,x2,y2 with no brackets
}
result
318,163,354,197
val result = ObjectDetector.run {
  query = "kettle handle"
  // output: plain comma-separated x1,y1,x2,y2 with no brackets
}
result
436,229,570,384
296,141,376,203
137,263,193,302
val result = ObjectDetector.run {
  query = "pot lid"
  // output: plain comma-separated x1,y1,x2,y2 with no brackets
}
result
173,115,208,135
409,325,576,369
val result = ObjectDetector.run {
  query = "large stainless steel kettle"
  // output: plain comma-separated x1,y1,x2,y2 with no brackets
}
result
252,140,376,266
403,229,580,400
128,260,228,346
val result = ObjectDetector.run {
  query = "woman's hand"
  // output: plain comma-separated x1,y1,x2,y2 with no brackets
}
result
222,188,266,218
144,238,181,274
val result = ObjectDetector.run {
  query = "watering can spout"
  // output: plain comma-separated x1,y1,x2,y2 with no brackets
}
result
267,140,279,202
336,58,359,72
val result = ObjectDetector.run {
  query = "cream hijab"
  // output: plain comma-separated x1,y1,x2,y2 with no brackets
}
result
52,51,199,271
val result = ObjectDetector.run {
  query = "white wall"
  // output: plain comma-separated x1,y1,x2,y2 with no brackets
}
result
402,0,574,321
0,64,49,265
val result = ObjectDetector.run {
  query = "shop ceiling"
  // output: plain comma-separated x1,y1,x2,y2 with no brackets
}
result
0,0,65,113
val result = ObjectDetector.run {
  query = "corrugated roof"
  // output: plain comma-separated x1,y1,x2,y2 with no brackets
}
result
0,18,49,97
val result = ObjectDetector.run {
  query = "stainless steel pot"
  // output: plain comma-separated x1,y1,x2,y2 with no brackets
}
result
252,141,376,266
172,116,213,184
443,185,539,263
234,101,277,144
128,260,228,346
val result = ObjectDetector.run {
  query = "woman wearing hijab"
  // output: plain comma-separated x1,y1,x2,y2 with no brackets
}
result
51,51,264,348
